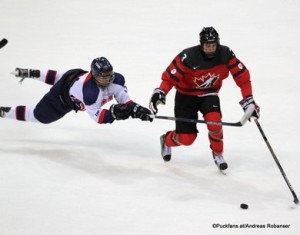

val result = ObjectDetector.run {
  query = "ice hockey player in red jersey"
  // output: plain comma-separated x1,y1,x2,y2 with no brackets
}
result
149,27,260,170
0,57,152,125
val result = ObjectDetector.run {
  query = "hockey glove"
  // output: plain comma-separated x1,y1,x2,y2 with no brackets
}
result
239,95,260,119
131,103,153,122
109,104,132,120
149,88,166,114
12,68,40,83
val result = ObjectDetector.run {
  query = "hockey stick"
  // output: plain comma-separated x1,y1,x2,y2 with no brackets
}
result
152,104,254,127
0,38,8,49
254,119,299,205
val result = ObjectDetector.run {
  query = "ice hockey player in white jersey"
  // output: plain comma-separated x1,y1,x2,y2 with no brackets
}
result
0,57,153,124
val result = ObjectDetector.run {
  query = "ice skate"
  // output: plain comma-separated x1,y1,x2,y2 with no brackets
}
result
11,68,40,83
0,107,11,118
213,152,228,171
160,134,171,162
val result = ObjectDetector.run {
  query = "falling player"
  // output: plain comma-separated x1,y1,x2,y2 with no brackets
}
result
1,57,152,125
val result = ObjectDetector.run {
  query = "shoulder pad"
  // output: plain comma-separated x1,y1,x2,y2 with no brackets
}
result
179,45,201,68
112,72,125,86
82,78,99,105
219,45,235,61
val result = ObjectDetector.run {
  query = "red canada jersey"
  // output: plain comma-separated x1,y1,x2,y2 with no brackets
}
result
160,45,252,98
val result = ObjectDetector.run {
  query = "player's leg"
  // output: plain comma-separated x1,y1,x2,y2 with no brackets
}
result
12,68,62,85
1,79,72,124
201,95,227,170
160,92,198,161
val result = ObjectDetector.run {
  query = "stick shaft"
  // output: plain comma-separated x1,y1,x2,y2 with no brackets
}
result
154,115,241,126
254,119,299,204
152,104,255,127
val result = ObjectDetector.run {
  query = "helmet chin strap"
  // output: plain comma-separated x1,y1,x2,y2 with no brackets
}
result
93,74,115,88
93,78,109,88
200,43,219,59
199,27,220,59
200,48,217,59
204,52,215,58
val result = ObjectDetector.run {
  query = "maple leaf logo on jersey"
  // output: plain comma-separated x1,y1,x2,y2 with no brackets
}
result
193,73,220,89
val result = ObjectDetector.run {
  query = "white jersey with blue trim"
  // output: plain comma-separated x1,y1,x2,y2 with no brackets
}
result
69,72,131,123
3,69,131,124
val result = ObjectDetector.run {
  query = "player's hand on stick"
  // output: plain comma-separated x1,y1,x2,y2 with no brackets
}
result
239,95,260,120
149,88,166,114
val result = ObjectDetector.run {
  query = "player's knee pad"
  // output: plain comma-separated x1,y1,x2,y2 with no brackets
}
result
166,131,197,146
177,133,197,146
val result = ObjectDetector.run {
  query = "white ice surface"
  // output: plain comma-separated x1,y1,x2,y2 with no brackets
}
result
1,0,300,234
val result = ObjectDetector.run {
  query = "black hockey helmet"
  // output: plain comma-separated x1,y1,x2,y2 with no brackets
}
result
199,27,220,59
199,27,220,45
91,57,115,87
91,57,113,76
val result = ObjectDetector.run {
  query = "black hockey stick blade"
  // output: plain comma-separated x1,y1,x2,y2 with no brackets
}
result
152,104,255,127
0,38,8,49
293,193,299,204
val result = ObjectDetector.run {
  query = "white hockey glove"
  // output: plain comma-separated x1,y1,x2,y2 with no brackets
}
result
239,95,260,120
149,88,166,114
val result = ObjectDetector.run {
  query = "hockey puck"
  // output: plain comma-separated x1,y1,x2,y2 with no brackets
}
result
0,38,8,49
240,203,248,209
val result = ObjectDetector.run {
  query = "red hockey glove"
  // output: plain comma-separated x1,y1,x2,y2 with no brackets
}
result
239,95,260,119
149,88,166,114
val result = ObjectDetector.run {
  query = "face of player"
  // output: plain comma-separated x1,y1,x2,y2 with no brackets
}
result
94,71,115,87
202,42,218,57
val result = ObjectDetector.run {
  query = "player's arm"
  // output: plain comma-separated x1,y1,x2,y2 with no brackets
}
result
114,89,152,122
150,53,188,114
227,51,260,119
91,102,152,123
226,49,251,97
83,102,121,124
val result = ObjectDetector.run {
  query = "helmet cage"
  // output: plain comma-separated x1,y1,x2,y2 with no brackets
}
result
93,71,115,87
199,27,220,45
199,27,220,58
91,57,115,87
